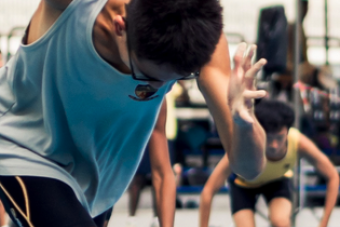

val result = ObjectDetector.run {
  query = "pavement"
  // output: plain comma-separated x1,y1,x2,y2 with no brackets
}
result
108,188,340,227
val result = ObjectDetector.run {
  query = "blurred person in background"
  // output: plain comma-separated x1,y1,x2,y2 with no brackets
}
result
275,0,337,102
200,99,339,227
267,0,309,102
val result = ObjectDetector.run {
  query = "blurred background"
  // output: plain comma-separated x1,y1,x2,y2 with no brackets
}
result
1,0,339,66
0,0,340,227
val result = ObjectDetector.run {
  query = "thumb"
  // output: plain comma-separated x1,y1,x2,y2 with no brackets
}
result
243,90,267,99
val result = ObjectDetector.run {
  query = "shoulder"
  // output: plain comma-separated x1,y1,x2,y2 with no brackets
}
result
288,127,301,140
26,0,73,44
287,127,301,152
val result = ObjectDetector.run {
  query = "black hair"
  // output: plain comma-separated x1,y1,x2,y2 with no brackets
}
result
255,99,295,133
127,0,223,75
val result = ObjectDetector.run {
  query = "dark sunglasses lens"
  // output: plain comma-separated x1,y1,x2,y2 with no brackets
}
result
133,73,159,82
178,72,200,80
135,84,158,99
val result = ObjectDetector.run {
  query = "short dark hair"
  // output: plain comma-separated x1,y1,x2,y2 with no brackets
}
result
255,99,295,133
127,0,223,75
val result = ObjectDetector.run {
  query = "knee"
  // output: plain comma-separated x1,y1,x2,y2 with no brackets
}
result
269,215,290,227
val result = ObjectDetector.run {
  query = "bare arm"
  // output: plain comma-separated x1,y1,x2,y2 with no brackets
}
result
25,1,69,44
298,133,339,227
149,99,176,227
199,155,231,227
198,35,267,180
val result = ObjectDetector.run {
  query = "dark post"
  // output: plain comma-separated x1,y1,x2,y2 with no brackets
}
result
292,0,302,226
325,0,329,65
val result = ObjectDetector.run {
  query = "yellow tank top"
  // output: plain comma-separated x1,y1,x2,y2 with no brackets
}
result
234,128,300,188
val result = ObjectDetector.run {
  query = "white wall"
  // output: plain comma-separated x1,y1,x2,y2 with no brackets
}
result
221,0,340,66
0,0,40,34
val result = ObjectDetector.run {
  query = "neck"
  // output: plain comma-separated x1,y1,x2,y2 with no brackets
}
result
94,0,130,73
266,143,288,162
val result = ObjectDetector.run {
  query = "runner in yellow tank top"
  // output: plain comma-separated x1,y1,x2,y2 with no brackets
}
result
199,99,339,227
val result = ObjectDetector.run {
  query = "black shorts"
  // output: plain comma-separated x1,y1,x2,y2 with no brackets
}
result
0,176,111,227
228,177,293,214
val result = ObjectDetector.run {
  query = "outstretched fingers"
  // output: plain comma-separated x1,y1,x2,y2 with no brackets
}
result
244,58,267,89
245,58,267,79
233,42,247,79
243,44,257,72
243,90,267,99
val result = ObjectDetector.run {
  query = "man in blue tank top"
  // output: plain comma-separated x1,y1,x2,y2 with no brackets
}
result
0,0,268,226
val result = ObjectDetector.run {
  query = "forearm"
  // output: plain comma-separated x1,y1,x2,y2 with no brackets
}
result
321,178,339,225
153,173,176,227
197,39,267,180
149,99,176,226
229,113,266,180
199,87,266,180
199,189,214,227
199,155,231,227
298,133,340,227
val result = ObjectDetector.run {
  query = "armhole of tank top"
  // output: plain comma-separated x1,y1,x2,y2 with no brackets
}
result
20,0,83,51
293,129,300,160
85,0,127,74
287,128,299,160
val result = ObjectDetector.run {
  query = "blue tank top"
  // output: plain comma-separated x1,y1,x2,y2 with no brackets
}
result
0,0,173,216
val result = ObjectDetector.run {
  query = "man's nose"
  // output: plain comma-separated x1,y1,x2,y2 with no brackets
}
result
269,140,279,149
147,81,166,89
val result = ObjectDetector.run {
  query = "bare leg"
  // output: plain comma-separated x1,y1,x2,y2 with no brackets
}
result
268,197,292,227
128,175,146,216
151,186,158,217
0,201,7,226
102,207,113,227
233,209,256,227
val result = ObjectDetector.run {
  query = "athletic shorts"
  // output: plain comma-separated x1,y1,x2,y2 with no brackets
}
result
0,176,111,227
228,177,293,214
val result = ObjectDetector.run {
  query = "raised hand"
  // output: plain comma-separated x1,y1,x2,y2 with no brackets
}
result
228,43,267,124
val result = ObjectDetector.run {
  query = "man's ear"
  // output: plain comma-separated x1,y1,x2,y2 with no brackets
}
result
113,15,126,37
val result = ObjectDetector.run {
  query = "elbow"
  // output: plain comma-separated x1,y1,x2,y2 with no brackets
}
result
234,170,261,181
230,159,266,181
328,170,340,186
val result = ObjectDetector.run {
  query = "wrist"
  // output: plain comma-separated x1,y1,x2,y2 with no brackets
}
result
233,109,254,126
319,216,329,227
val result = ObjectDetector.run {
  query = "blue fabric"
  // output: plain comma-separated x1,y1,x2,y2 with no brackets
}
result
0,0,173,217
